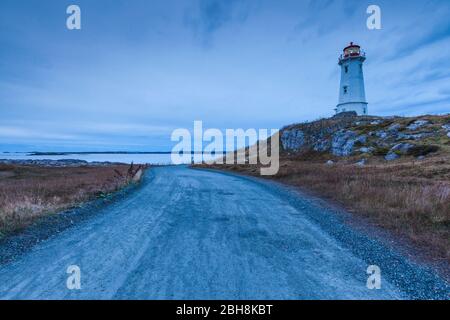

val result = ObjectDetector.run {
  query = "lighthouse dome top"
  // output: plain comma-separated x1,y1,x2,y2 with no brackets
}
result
343,42,362,57
339,42,365,63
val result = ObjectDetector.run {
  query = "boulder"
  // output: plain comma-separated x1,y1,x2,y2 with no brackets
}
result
331,130,366,156
358,135,368,144
356,159,366,166
326,160,335,165
390,143,414,155
388,123,401,131
375,131,388,139
407,120,429,131
396,132,434,141
396,133,410,140
359,147,374,154
385,152,399,161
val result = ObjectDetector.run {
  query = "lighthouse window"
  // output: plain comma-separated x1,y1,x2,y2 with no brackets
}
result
345,66,348,73
343,86,348,94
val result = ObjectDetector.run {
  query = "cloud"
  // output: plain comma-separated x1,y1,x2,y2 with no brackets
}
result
184,0,251,47
292,0,361,40
0,126,78,140
375,96,450,116
1,0,450,151
389,20,450,61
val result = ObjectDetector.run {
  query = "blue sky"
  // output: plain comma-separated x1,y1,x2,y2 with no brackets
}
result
1,0,449,151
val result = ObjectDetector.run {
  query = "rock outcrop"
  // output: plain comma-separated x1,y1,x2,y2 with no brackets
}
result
331,130,366,156
280,114,449,161
280,129,305,151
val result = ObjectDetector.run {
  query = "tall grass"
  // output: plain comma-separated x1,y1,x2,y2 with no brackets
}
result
278,159,450,260
0,164,132,235
198,156,450,262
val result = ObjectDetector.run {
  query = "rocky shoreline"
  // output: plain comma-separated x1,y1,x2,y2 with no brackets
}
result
0,159,126,167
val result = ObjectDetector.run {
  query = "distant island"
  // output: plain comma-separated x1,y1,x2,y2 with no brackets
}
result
27,151,216,156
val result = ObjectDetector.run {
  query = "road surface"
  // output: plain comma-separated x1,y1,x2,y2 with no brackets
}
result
0,166,448,299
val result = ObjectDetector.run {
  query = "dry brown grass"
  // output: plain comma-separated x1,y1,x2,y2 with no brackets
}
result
196,155,450,263
0,164,134,236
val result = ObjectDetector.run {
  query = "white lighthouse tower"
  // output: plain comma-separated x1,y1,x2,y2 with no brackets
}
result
336,42,368,115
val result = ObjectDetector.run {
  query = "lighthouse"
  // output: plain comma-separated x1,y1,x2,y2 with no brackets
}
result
336,42,368,115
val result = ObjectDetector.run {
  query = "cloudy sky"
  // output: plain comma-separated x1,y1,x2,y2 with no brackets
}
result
1,0,449,151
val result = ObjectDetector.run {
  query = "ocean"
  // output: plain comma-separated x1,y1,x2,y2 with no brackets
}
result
0,152,175,165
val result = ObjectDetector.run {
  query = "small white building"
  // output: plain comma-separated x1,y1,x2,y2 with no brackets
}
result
336,42,368,115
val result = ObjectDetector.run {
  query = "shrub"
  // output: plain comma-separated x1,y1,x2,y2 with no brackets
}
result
373,147,390,156
407,145,439,157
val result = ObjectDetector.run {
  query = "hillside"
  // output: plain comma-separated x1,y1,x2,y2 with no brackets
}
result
196,113,450,272
280,113,450,162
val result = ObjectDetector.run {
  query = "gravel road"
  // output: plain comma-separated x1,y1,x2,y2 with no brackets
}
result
0,166,448,299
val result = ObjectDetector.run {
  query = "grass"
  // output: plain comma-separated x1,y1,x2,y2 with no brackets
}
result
196,154,450,264
0,164,143,237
